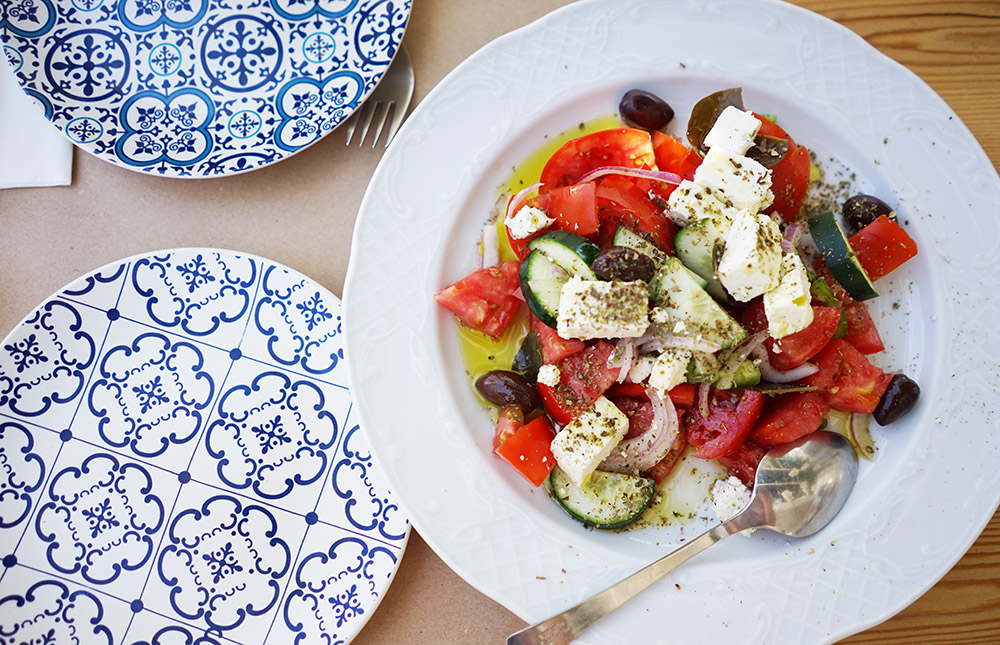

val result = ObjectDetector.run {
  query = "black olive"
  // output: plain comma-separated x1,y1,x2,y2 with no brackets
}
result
511,332,542,381
590,246,656,282
873,373,920,426
475,370,540,411
686,87,744,152
745,134,790,168
842,194,894,235
619,89,675,133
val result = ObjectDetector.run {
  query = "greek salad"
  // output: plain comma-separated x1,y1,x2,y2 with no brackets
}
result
435,88,920,530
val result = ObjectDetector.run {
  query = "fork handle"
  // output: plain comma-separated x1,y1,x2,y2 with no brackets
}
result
506,521,742,645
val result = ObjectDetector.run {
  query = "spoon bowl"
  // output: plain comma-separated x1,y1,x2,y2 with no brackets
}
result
508,431,859,645
738,430,859,538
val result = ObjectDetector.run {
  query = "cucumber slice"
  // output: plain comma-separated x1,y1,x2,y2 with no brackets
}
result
650,258,747,349
527,231,600,280
673,218,731,301
519,250,570,327
612,226,668,266
548,466,655,529
807,212,878,301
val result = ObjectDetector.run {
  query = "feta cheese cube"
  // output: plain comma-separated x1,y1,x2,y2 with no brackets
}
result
550,396,629,485
536,364,561,388
506,205,554,240
666,180,740,226
703,106,762,156
711,475,754,535
717,209,783,302
648,349,693,395
693,147,774,212
557,279,649,340
765,252,815,339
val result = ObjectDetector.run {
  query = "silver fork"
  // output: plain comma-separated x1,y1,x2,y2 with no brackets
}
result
344,44,414,148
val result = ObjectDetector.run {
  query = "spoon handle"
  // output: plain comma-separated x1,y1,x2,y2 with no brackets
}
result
506,519,747,645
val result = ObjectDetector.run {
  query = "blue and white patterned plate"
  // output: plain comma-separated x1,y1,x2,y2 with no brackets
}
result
0,249,409,644
0,0,411,177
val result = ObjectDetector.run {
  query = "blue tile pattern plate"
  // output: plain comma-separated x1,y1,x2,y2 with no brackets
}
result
0,249,409,644
0,0,411,177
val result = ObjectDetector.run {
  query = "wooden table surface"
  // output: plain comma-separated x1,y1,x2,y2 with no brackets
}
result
1,0,997,642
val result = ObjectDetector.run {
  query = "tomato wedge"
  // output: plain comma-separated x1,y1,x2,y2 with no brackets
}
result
752,114,810,223
749,391,829,446
813,262,886,354
802,339,893,413
493,416,557,486
549,181,598,237
848,214,918,280
741,300,842,371
716,441,767,488
540,128,656,191
492,405,525,452
434,262,521,339
651,131,701,179
531,314,585,364
645,432,688,483
605,382,697,409
684,389,765,459
537,341,619,424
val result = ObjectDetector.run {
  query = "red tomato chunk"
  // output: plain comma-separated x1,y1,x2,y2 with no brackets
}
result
750,391,830,446
494,416,557,486
685,389,765,459
802,339,893,413
434,262,521,339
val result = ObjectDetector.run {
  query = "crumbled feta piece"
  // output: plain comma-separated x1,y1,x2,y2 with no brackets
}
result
703,106,762,156
693,147,774,212
648,349,693,395
765,253,815,339
550,396,629,486
711,476,754,534
717,209,782,302
536,364,560,388
666,180,740,226
506,205,554,240
557,279,649,340
627,353,657,383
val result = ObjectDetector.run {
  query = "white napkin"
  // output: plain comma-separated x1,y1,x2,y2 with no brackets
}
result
0,61,73,189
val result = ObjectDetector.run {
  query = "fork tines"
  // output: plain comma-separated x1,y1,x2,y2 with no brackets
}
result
344,101,398,148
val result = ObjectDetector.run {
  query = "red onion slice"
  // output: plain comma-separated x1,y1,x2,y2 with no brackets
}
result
609,338,634,383
636,335,721,355
752,346,819,383
504,182,544,222
575,166,683,187
781,222,803,253
600,387,680,474
697,382,711,418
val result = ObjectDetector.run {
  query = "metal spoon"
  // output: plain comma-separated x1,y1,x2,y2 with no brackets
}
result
507,431,859,645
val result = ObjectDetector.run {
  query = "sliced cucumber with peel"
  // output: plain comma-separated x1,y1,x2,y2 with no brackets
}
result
548,466,655,529
673,217,731,301
519,251,570,327
650,257,747,349
526,231,600,280
807,211,878,301
518,231,600,327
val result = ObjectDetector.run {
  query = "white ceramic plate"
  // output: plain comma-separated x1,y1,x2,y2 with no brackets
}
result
343,0,1000,642
0,249,409,644
0,0,410,177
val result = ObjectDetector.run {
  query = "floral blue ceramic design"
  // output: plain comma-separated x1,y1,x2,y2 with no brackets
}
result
0,0,411,177
0,249,408,644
